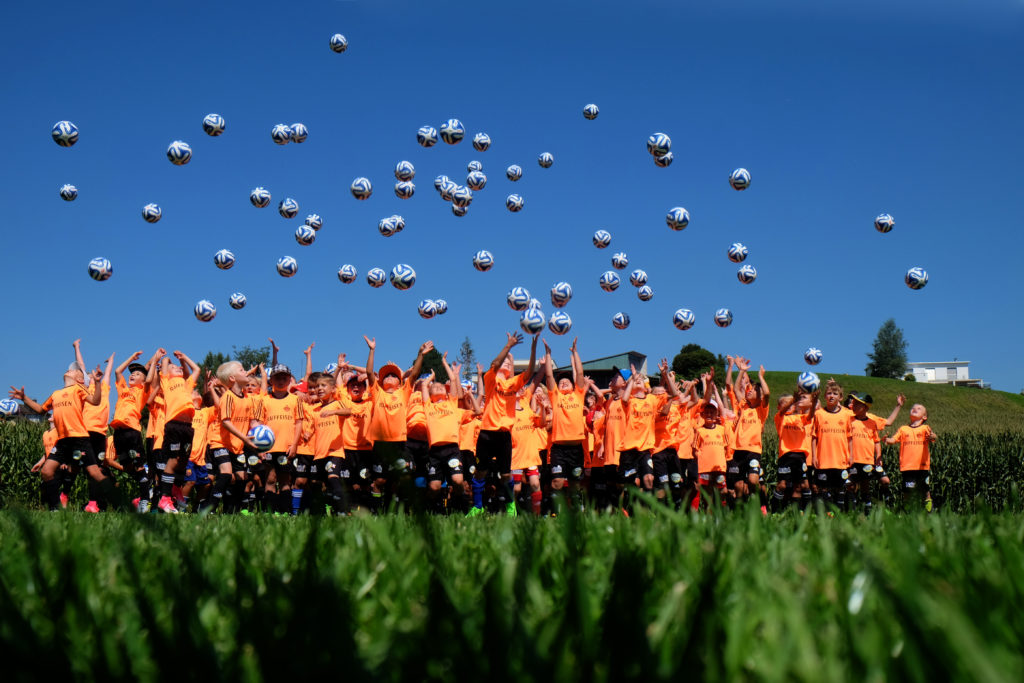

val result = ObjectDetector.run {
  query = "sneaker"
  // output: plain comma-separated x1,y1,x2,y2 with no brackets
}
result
138,498,151,514
59,493,69,509
84,501,100,514
466,506,485,518
175,499,188,513
760,505,768,517
157,496,178,514
132,497,141,511
506,502,518,518
240,509,252,517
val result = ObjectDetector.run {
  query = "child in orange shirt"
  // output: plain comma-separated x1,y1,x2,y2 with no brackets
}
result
199,360,259,515
261,364,303,514
771,388,816,512
541,338,589,507
885,403,937,512
811,378,855,509
847,392,904,513
110,351,151,511
726,357,770,510
691,371,732,511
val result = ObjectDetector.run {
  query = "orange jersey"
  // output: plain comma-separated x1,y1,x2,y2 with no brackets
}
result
368,381,413,442
296,401,315,456
619,393,667,453
774,411,814,458
587,412,606,467
458,414,481,452
511,405,543,470
190,407,215,465
41,384,91,440
339,395,373,451
850,413,887,465
159,371,197,423
481,370,527,431
732,403,770,453
548,386,586,443
110,376,147,431
83,382,111,434
674,405,698,460
603,397,626,466
212,390,253,453
653,400,681,454
42,427,58,457
313,402,344,459
693,423,731,473
892,424,933,471
424,396,465,446
145,396,164,440
406,392,429,441
813,407,855,469
262,392,302,453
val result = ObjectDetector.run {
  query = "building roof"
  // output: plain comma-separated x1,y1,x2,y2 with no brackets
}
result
908,361,971,367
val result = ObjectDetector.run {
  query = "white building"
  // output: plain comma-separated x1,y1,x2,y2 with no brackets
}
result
906,361,985,388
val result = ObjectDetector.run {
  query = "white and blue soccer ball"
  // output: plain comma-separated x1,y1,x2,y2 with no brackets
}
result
305,213,322,230
324,363,338,375
599,271,621,292
248,425,276,452
395,181,415,199
653,152,673,168
250,187,271,208
629,269,648,287
289,123,308,143
395,160,416,181
434,299,448,315
295,225,316,245
727,243,748,263
593,230,612,248
737,264,757,284
538,152,554,168
330,33,348,53
202,113,226,136
506,165,523,181
467,160,483,172
637,285,653,301
278,197,299,218
804,347,823,365
520,308,546,334
367,267,387,288
473,250,494,272
390,263,417,290
612,312,631,330
905,267,928,290
391,215,405,232
472,132,491,151
666,207,689,231
507,286,531,311
166,140,192,165
337,264,357,283
506,194,524,212
271,124,292,145
276,256,298,278
142,203,162,223
378,216,398,237
60,184,78,201
729,168,751,191
350,177,373,200
0,398,19,417
527,298,542,310
88,257,112,281
797,371,821,393
440,118,465,144
583,104,599,120
550,281,573,308
417,125,438,147
673,308,695,330
611,252,629,270
452,204,468,217
194,299,216,322
214,249,235,270
874,213,895,233
439,179,457,201
434,175,449,192
229,292,247,310
647,132,671,157
51,120,79,147
452,185,473,208
548,311,572,335
466,171,487,190
418,299,438,319
714,308,733,328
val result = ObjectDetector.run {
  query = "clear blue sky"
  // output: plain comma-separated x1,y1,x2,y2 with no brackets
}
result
2,0,1023,399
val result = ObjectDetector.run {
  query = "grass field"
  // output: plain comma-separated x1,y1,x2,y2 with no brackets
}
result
1,509,1023,682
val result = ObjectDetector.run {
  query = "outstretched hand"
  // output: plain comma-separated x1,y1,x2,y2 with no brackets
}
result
364,336,376,350
506,331,524,347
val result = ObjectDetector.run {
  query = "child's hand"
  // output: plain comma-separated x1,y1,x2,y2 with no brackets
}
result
507,331,524,346
897,394,906,406
570,337,578,352
129,351,142,361
91,366,103,382
304,342,315,355
364,336,376,350
268,338,279,353
72,338,81,349
9,386,25,400
420,340,434,355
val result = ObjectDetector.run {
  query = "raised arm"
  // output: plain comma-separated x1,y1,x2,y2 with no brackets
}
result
476,362,486,398
407,340,433,382
8,386,45,414
174,351,201,379
85,367,103,406
725,355,736,396
885,394,906,426
445,358,463,401
542,340,556,392
525,334,539,380
571,337,586,390
490,332,523,373
303,342,315,382
659,359,681,399
146,348,165,388
758,364,769,398
72,338,87,378
115,351,143,378
621,365,638,406
101,353,115,387
364,336,377,386
268,338,280,367
420,370,435,403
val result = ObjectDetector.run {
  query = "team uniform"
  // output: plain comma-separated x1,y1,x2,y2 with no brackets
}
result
727,400,769,488
338,390,375,494
423,396,470,485
405,392,430,479
477,369,528,475
652,399,683,492
83,382,111,468
774,410,813,490
849,413,888,484
891,424,934,497
368,381,414,474
618,392,666,486
110,375,149,500
262,392,302,479
548,386,587,482
812,406,855,491
157,370,197,497
692,418,732,498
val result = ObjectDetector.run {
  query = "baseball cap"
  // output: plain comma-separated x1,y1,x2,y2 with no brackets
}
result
850,392,873,406
127,363,147,375
270,364,292,377
378,362,403,381
611,365,631,381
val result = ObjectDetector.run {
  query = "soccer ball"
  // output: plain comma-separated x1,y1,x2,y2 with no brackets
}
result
673,308,695,330
804,347,823,365
506,194,524,212
466,171,487,190
653,152,673,168
550,281,573,308
395,181,415,199
417,126,438,147
142,203,162,223
229,292,247,310
276,256,298,277
729,168,751,191
367,268,387,288
51,120,79,147
472,133,491,151
166,140,192,165
395,161,416,181
418,299,438,319
324,363,338,375
350,177,373,200
337,264,357,283
467,160,482,172
88,257,112,281
289,123,308,143
250,187,271,208
194,299,216,322
278,198,299,219
629,269,648,287
520,308,546,334
874,213,895,233
295,225,316,245
797,371,821,393
390,263,417,290
599,271,621,292
439,179,457,202
714,308,733,327
905,267,928,290
583,104,599,120
452,204,468,217
666,207,689,231
593,230,612,248
647,132,671,157
538,152,554,168
473,250,494,271
452,185,473,208
440,118,465,144
60,184,78,201
611,252,629,270
727,243,748,263
0,398,19,417
202,113,226,136
248,425,276,452
435,299,448,315
506,165,523,181
214,249,235,270
737,265,757,284
330,33,349,53
305,214,322,230
391,215,405,232
637,285,653,301
378,216,398,237
434,175,449,191
548,311,572,335
612,312,630,330
507,287,531,311
527,298,543,310
271,124,292,145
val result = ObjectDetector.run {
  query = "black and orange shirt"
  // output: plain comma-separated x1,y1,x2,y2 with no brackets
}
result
83,382,111,434
368,381,414,442
406,392,429,442
481,370,528,431
774,411,813,457
548,386,586,443
511,405,543,471
674,405,699,460
424,396,468,447
619,393,667,453
732,403,770,454
190,407,215,465
339,394,373,451
692,422,731,474
40,384,90,439
42,427,58,457
111,376,147,431
458,414,481,453
892,424,933,471
313,402,344,459
212,390,254,453
813,407,855,470
603,398,626,466
263,392,302,454
850,413,887,465
653,400,682,454
159,371,197,423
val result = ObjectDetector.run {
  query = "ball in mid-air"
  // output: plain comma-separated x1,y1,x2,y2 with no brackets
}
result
905,267,928,290
434,299,448,315
278,197,299,218
390,263,416,290
350,177,372,200
629,269,647,287
295,225,316,245
611,252,628,270
673,308,695,330
714,308,733,327
506,194,524,212
653,151,673,168
593,230,612,248
417,126,438,147
507,287,531,311
395,181,415,199
729,168,751,191
647,132,671,157
797,371,821,393
51,120,79,147
271,124,292,145
599,271,620,292
548,311,572,335
391,215,405,232
452,185,473,208
142,203,162,223
248,425,276,452
520,308,546,334
612,312,630,330
418,299,438,319
330,33,348,53
395,160,415,181
378,216,398,237
452,204,468,217
337,264,357,283
804,347,823,365
472,132,491,151
305,213,322,230
538,152,554,168
250,187,271,208
466,171,487,190
276,256,298,277
737,264,757,284
60,184,78,201
550,281,573,308
506,165,523,181
473,250,494,272
194,299,216,322
727,243,748,263
367,267,387,288
214,249,235,270
202,113,226,136
0,398,19,417
666,207,689,230
166,140,192,165
467,160,482,172
88,257,112,281
440,118,465,144
289,123,308,143
229,292,247,310
439,179,457,201
582,104,599,120
637,285,653,301
874,213,895,233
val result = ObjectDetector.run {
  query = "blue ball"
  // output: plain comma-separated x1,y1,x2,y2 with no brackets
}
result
629,269,648,287
60,184,78,201
467,160,483,172
395,160,416,181
714,308,733,328
250,187,271,208
278,197,299,218
798,371,821,393
194,299,216,322
202,113,226,136
507,287,531,311
289,123,308,143
506,194,524,212
452,204,468,217
727,243,748,263
324,363,338,375
647,132,671,156
214,249,235,270
350,177,373,200
395,181,416,199
466,171,487,190
440,118,465,144
637,285,653,301
142,203,162,223
874,213,895,233
583,104,599,120
434,299,448,315
538,152,554,168
729,168,751,190
276,256,298,278
439,179,457,201
417,126,438,147
611,252,629,270
337,264,358,283
305,214,323,230
593,230,612,248
166,140,192,165
378,216,398,237
653,151,674,168
452,185,473,208
905,267,928,290
0,398,19,417
599,271,620,292
51,120,79,147
248,425,276,452
88,257,112,282
229,292,247,310
548,311,573,335
737,265,757,284
473,250,494,271
520,308,546,334
367,267,387,288
329,33,349,53
550,281,573,308
506,165,523,181
666,207,689,231
804,347,823,365
673,308,695,330
295,225,316,245
391,215,405,232
418,299,438,319
472,132,491,151
612,312,630,330
390,263,417,290
271,124,292,145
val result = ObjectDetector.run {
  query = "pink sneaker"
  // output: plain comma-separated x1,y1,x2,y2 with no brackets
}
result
761,505,768,517
59,493,69,509
157,496,178,514
84,501,101,514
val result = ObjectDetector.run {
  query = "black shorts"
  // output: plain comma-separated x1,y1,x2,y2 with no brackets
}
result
653,448,682,487
618,448,653,484
901,469,930,494
162,420,194,461
730,449,763,482
113,428,145,467
679,458,699,486
346,449,376,482
267,451,290,474
55,436,97,467
549,442,585,481
88,432,108,465
848,462,886,484
293,454,314,477
460,449,477,476
323,455,350,480
476,429,512,475
427,443,464,482
210,447,233,470
373,440,408,473
776,453,808,488
404,438,430,476
815,467,849,489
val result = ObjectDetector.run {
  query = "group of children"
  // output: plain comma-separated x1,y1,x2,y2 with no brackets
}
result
7,334,938,516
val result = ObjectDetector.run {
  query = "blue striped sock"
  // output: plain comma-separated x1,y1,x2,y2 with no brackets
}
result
472,478,485,509
291,489,303,515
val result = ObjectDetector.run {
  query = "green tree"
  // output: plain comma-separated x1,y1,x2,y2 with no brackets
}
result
233,344,271,372
865,319,909,379
456,337,476,380
671,344,726,385
420,348,449,382
199,351,230,380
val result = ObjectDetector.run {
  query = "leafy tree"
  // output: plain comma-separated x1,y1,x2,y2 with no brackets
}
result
865,319,909,379
420,348,449,382
233,344,271,372
904,373,917,382
671,344,726,386
199,351,230,380
456,337,476,380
